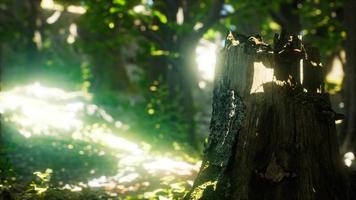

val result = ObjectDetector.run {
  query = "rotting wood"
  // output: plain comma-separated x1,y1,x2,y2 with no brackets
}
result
185,30,349,200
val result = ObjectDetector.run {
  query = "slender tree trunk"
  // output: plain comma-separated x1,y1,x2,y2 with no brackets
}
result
0,43,2,142
178,39,200,148
26,0,41,70
163,36,201,149
341,0,356,153
185,33,349,199
166,55,198,149
90,53,132,93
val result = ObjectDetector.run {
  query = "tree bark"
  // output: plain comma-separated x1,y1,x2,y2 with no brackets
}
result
341,0,356,153
230,85,348,200
185,33,349,200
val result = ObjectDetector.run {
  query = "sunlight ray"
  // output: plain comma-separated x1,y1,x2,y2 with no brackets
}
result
0,82,200,195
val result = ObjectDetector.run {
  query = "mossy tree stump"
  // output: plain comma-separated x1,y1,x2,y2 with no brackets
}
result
185,31,349,200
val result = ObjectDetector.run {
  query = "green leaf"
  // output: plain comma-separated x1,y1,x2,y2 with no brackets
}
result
113,0,126,6
109,7,121,13
151,50,168,56
153,10,167,24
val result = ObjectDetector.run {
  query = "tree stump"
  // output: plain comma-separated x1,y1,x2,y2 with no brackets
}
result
185,32,349,200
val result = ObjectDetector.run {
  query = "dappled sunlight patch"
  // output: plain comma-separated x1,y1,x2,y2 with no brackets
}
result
0,82,88,136
250,62,274,94
326,51,345,93
344,152,355,167
0,82,200,198
41,0,86,14
189,180,218,200
143,157,199,176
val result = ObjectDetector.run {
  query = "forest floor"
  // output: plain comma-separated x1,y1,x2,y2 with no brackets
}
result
0,82,200,199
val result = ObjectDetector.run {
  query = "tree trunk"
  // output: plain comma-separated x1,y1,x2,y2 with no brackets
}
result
230,86,348,200
341,0,356,153
0,43,2,142
163,36,201,149
166,55,198,149
86,45,133,94
26,0,42,70
185,33,349,199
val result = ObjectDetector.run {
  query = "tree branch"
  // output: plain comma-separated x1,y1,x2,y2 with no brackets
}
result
193,0,225,38
270,1,301,34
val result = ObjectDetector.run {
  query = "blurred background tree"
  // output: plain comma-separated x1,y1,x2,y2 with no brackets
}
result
343,0,356,154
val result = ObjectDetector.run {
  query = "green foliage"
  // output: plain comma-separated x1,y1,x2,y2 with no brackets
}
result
113,0,126,6
143,80,191,143
297,0,345,59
